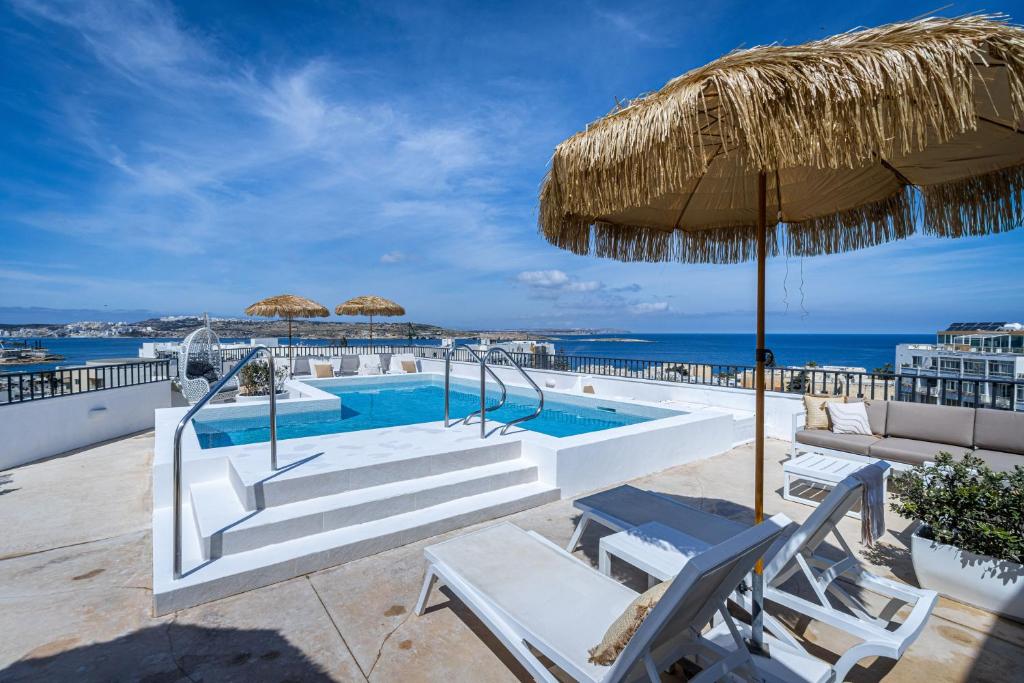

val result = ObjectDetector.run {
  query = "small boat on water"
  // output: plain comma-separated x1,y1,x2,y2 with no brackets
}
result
0,340,65,366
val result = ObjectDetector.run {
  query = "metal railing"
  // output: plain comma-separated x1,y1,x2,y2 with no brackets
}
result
484,348,544,435
443,344,508,435
172,347,278,579
0,360,171,405
217,343,1024,412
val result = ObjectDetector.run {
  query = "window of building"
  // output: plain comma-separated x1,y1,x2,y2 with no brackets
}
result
989,361,1014,377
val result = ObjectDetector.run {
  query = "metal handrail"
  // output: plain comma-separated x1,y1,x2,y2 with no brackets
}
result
483,348,544,435
172,346,278,579
443,344,507,434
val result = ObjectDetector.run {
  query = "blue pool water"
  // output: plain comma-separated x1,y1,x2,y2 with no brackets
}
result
193,377,681,448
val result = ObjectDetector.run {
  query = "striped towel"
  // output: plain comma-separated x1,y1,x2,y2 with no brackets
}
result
851,464,887,545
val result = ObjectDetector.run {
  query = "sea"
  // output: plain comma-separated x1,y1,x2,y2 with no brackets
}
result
2,333,933,375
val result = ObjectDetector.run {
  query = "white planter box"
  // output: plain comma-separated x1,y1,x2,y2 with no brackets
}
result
235,390,290,403
911,526,1024,622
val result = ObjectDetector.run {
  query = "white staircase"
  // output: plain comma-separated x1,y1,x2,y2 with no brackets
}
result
155,438,558,615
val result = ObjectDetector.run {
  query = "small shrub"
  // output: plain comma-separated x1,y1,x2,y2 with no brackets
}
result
238,360,286,396
890,452,1023,564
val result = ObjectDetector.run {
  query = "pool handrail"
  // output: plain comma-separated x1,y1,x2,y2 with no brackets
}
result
172,346,278,580
483,347,545,435
443,344,507,430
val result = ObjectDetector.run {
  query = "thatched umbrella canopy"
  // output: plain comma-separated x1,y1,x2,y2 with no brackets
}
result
335,295,405,341
539,14,1024,648
245,294,329,375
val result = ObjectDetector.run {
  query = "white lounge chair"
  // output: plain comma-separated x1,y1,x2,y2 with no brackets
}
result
357,354,383,375
308,357,335,378
415,518,833,683
568,467,936,682
388,352,418,374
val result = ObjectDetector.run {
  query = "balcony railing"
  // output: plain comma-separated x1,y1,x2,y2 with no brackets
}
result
207,343,1024,412
0,360,172,405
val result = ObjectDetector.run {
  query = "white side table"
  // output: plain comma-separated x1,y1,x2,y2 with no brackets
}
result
598,521,711,587
783,451,888,519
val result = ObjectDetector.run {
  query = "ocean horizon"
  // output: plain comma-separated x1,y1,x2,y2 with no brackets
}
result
3,332,933,375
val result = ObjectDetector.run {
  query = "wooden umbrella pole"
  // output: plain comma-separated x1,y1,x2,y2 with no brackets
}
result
288,317,294,379
369,314,373,344
751,171,768,652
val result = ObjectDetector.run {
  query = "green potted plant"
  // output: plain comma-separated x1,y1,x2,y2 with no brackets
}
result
236,360,289,402
890,453,1023,621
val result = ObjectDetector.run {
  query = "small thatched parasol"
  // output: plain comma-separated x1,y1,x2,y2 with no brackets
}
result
539,14,1024,649
335,295,405,341
245,294,329,375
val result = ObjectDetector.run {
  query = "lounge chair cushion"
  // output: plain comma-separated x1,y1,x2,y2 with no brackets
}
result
340,355,360,373
803,394,844,430
424,523,636,681
588,579,670,665
885,401,975,448
795,430,880,455
970,449,1024,473
973,408,1024,455
401,360,417,373
868,438,969,466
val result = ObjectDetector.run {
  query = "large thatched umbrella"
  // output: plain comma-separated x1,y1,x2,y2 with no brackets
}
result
245,294,329,376
539,15,1024,648
335,295,405,341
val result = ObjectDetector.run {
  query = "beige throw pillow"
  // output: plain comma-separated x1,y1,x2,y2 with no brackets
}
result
803,394,846,430
314,363,333,378
401,360,417,373
588,580,670,665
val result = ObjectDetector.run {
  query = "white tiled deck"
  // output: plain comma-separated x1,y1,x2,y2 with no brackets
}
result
1,433,1021,681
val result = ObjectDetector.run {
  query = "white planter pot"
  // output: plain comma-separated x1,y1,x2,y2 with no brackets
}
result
911,526,1024,622
235,390,290,403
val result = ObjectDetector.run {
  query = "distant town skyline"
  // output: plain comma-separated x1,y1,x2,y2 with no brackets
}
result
3,0,1023,333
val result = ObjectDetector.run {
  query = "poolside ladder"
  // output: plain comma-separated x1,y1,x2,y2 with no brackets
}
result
171,346,279,580
443,344,544,438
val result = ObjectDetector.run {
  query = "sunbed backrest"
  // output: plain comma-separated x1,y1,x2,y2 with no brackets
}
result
606,514,790,682
762,463,887,584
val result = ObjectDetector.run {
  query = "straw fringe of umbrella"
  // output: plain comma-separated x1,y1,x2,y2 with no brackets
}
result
245,294,330,319
335,295,405,341
540,15,1024,264
334,295,406,317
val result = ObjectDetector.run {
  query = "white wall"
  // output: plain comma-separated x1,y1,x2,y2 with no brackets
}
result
0,381,171,470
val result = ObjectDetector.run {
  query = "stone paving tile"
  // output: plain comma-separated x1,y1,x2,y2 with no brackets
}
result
0,431,154,559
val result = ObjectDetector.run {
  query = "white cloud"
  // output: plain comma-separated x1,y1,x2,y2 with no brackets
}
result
380,250,405,264
628,301,670,314
517,270,570,288
516,270,602,291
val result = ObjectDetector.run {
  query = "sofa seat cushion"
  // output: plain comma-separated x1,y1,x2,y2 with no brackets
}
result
971,449,1024,473
868,438,970,466
885,402,975,448
973,409,1024,455
795,429,880,455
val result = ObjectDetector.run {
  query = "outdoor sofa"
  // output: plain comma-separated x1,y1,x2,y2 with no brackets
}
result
793,401,1023,472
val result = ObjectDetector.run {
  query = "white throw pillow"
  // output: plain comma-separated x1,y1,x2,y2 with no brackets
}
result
827,401,872,435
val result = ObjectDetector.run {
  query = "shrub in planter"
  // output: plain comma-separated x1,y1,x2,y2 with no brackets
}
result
891,452,1024,619
890,452,1023,564
238,360,288,397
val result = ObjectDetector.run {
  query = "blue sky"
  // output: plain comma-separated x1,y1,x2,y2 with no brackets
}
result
1,0,1023,333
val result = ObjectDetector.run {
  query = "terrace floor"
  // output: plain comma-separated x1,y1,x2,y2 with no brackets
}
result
0,433,1021,682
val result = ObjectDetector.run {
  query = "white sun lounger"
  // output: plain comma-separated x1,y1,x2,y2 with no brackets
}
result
569,466,936,682
388,352,417,374
415,519,833,683
356,353,383,375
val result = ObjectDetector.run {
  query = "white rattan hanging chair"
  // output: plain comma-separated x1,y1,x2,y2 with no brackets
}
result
177,321,237,404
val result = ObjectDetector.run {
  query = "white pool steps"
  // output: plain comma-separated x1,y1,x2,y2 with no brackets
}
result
155,436,558,615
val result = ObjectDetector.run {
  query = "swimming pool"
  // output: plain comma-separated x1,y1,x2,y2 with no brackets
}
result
192,375,682,448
